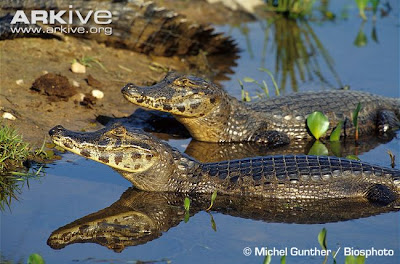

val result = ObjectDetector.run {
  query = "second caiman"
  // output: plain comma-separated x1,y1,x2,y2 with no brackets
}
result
49,123,400,205
121,72,400,145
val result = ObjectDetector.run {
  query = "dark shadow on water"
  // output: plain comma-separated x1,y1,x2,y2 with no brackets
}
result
47,187,400,252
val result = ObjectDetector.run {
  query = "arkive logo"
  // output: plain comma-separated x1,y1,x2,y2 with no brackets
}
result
10,5,112,25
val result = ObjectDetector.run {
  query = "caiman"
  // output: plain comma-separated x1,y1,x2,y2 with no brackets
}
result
121,72,400,145
0,0,235,56
47,188,400,252
49,123,400,204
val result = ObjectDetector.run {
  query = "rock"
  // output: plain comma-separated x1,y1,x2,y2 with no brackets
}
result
2,112,16,120
71,61,86,73
72,80,80,87
91,89,104,99
16,79,24,85
31,73,77,101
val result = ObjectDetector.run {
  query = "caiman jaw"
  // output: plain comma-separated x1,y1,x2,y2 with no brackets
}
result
49,125,157,173
122,83,208,117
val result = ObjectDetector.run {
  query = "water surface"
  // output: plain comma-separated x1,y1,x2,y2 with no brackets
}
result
2,1,399,263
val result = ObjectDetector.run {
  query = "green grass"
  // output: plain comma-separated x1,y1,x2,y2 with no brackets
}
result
0,123,29,172
0,123,46,211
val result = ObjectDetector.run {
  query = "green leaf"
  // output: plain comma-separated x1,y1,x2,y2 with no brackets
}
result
258,67,280,95
308,141,329,156
330,121,344,142
27,253,45,264
318,228,327,250
184,197,190,211
345,255,356,264
207,190,218,211
263,255,272,264
352,103,362,127
280,255,286,264
307,112,330,140
211,190,217,203
243,77,256,83
346,155,360,161
356,255,366,264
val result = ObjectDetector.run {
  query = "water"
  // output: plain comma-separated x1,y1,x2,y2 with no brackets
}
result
1,1,399,263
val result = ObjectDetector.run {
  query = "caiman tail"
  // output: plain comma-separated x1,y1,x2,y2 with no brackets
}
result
0,0,236,56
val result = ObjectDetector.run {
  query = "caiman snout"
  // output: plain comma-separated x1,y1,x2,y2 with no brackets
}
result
49,125,66,137
121,83,141,97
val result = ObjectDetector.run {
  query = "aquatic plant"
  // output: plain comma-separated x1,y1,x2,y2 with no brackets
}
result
184,197,190,223
260,17,342,92
240,68,281,100
206,190,218,211
27,253,45,264
264,0,317,18
346,155,361,161
352,102,362,141
330,121,344,142
306,111,329,140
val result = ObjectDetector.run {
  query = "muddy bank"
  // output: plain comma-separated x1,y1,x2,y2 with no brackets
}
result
0,1,250,147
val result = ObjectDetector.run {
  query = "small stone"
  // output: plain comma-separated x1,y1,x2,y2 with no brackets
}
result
2,112,16,120
42,70,48,75
71,61,86,73
72,80,80,87
91,89,104,99
16,79,24,85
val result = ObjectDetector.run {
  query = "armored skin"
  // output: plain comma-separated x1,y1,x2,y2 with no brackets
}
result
49,124,400,204
121,72,400,145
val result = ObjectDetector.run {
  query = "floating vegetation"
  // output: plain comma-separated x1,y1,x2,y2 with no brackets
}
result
306,111,329,140
345,155,361,161
27,253,45,264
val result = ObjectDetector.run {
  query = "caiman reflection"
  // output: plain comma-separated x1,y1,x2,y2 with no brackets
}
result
47,188,400,252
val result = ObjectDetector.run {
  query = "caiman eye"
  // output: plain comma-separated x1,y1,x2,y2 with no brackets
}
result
110,126,127,137
173,78,196,87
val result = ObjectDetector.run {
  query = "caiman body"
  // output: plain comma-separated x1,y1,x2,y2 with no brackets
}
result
49,124,400,204
122,73,400,145
0,0,235,56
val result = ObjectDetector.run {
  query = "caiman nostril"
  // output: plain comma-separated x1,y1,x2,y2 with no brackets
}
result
49,125,65,136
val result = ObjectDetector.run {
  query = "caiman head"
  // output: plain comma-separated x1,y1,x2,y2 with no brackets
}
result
49,124,194,191
121,72,226,118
